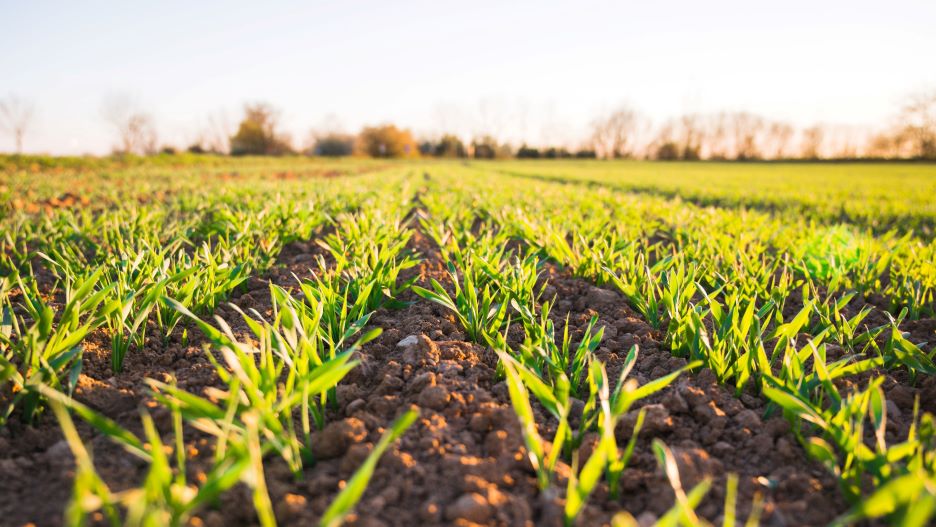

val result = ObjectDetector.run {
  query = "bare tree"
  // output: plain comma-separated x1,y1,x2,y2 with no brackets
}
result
590,106,643,159
800,124,825,159
190,110,234,153
649,120,679,160
0,94,36,153
898,89,936,159
765,121,795,159
679,114,704,159
101,94,158,155
705,112,730,159
865,131,900,158
823,124,867,159
729,112,765,160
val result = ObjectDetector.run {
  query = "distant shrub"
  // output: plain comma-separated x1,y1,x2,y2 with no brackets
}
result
655,142,681,160
543,147,571,159
516,145,540,159
433,134,467,158
312,134,355,157
230,103,293,156
471,136,512,159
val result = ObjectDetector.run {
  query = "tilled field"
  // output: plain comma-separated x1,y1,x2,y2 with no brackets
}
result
1,158,935,527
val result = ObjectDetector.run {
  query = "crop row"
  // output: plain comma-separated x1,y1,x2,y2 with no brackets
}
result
2,167,424,525
485,160,936,238
415,164,936,524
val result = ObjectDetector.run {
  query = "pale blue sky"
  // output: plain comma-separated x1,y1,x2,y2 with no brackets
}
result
2,0,934,154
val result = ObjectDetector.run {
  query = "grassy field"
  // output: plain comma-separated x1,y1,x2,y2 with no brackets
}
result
1,157,935,526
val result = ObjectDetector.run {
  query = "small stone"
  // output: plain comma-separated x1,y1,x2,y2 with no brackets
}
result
445,492,492,523
418,384,451,411
397,335,419,348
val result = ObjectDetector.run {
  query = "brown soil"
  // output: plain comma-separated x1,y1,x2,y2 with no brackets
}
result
4,225,932,527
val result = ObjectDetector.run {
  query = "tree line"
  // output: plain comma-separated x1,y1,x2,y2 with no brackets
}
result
1,90,935,160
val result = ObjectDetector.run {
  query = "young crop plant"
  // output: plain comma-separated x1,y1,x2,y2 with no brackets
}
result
0,221,32,275
104,282,163,373
806,290,879,352
50,296,418,527
420,216,492,264
880,318,936,381
414,260,511,345
156,294,377,475
317,210,419,309
602,253,697,332
41,385,252,527
505,214,623,281
497,341,698,525
763,375,936,525
509,299,601,398
296,271,376,362
608,441,764,527
1,269,113,424
689,288,775,391
413,225,544,346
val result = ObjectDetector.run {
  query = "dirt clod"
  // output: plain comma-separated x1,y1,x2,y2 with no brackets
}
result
311,418,368,459
418,384,451,411
445,492,493,523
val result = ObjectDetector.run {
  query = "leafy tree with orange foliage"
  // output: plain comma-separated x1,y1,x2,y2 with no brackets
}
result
356,125,419,158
